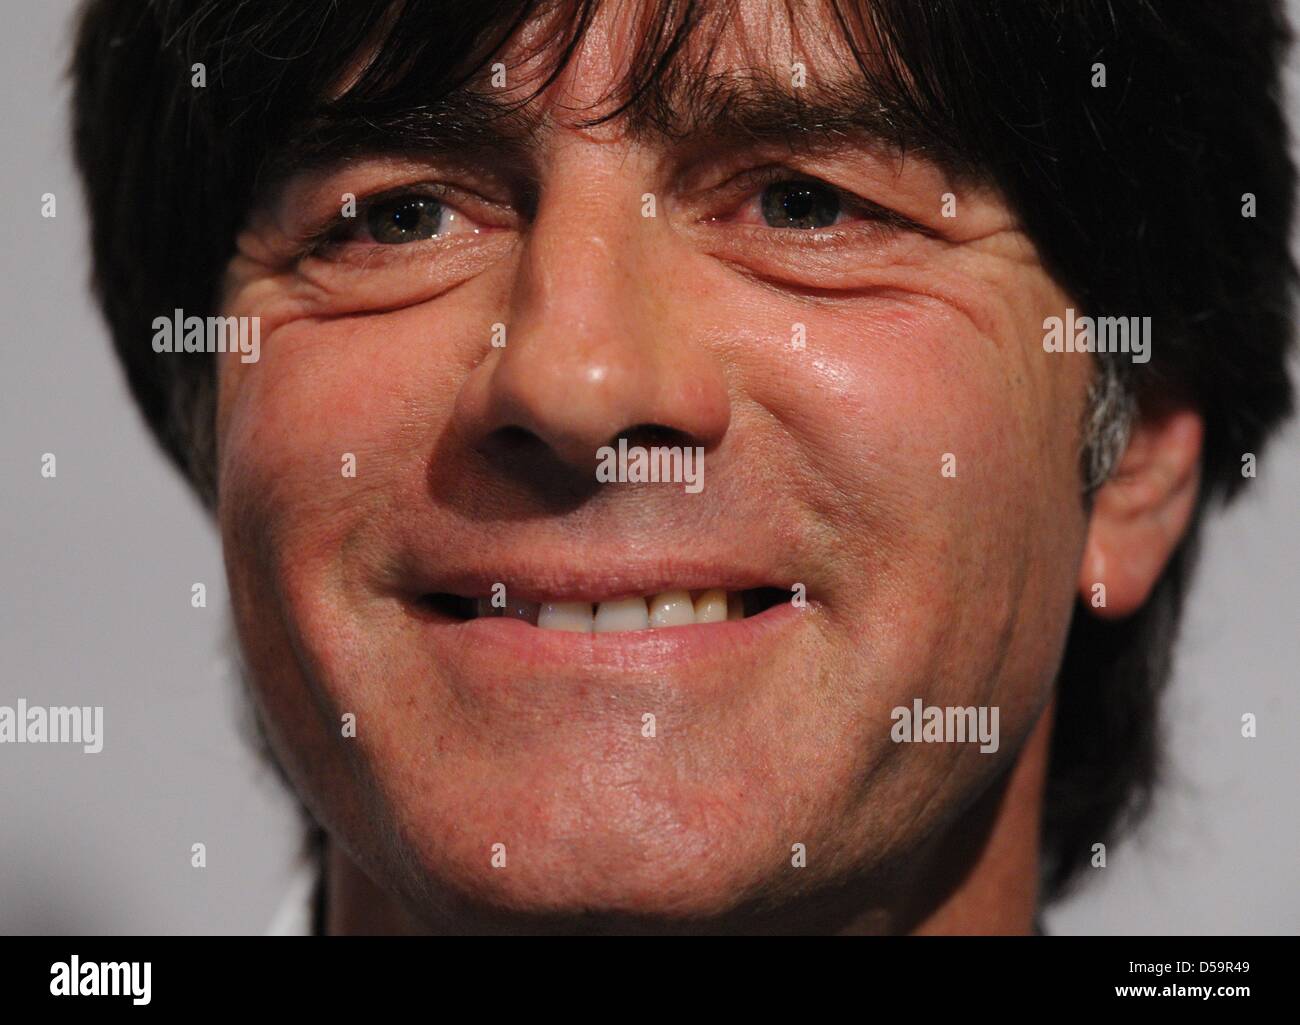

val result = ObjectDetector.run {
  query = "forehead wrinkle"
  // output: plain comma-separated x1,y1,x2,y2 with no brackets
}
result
606,69,982,184
253,0,984,202
533,4,973,170
251,88,546,205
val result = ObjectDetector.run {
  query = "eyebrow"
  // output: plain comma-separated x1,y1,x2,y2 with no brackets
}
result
255,68,980,200
255,91,543,200
622,72,976,175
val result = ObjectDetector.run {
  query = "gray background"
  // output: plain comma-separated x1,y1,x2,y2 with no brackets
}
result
1,0,1295,934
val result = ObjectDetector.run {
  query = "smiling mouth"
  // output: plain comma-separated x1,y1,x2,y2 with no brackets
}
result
417,587,790,633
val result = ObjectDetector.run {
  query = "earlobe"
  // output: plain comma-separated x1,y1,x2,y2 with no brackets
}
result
1078,404,1204,619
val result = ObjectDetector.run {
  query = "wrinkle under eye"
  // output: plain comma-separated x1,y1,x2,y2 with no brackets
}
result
761,180,840,229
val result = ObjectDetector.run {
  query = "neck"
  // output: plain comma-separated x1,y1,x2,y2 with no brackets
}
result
325,702,1054,935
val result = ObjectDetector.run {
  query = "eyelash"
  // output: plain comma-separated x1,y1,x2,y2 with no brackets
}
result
301,182,464,256
707,165,924,234
298,166,922,261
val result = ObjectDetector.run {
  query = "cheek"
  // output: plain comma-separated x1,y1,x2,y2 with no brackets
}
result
738,282,1088,726
220,315,428,480
212,306,453,762
215,301,467,563
213,307,464,845
784,292,1075,505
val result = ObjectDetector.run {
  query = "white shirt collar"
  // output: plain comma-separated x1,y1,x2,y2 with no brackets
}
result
264,857,318,936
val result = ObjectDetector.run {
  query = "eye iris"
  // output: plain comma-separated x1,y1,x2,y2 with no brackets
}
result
368,196,442,244
761,180,839,229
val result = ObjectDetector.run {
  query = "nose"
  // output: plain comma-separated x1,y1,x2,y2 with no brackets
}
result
453,172,731,476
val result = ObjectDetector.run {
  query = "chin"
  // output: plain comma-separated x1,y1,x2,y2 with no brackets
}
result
353,761,842,930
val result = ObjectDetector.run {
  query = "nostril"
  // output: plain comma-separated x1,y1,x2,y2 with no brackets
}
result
490,425,540,451
480,424,556,467
615,424,696,452
473,425,604,504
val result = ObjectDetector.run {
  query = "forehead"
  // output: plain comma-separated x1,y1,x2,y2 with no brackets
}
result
279,0,976,188
497,0,868,123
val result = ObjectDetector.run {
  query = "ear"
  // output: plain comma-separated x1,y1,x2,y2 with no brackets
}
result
1078,402,1204,619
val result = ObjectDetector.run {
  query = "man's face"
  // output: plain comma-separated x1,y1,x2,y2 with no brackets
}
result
215,2,1092,927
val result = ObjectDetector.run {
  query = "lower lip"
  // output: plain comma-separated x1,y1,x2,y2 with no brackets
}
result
411,600,807,676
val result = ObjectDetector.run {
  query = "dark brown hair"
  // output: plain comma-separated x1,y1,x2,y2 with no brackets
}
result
70,0,1296,901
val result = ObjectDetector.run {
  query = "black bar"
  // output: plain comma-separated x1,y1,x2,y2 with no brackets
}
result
0,935,1290,1014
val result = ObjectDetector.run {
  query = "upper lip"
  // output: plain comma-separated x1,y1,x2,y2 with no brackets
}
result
392,555,796,606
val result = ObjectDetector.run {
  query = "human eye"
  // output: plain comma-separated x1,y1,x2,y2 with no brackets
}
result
709,167,922,237
319,185,485,249
740,176,845,229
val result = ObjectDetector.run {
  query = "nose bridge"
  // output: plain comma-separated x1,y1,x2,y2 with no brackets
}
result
521,194,640,363
449,133,733,473
458,154,730,471
504,181,653,453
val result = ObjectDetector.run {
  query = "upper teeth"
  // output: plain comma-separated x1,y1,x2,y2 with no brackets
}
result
476,588,744,632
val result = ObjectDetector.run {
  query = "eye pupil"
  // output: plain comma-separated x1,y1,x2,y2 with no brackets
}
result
368,196,443,244
761,180,839,229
